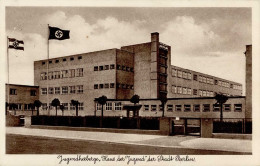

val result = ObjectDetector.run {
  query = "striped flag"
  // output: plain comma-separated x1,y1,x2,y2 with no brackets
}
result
8,38,24,50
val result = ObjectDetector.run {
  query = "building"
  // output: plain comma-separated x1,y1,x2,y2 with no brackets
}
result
245,45,252,120
33,32,244,117
6,84,39,115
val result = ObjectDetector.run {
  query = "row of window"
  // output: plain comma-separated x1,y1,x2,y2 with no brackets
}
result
96,102,122,111
42,56,82,65
9,89,37,96
40,68,83,80
143,104,242,112
172,68,242,90
40,103,84,110
94,83,134,90
41,85,83,95
93,64,134,72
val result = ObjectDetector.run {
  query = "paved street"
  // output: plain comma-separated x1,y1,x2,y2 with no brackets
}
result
6,127,252,154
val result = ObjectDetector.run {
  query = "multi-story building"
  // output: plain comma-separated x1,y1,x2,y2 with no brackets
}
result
33,32,244,117
6,84,39,115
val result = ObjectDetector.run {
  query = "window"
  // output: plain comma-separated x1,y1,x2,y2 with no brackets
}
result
30,90,36,96
49,60,52,64
116,83,121,88
159,105,163,111
76,68,83,77
198,76,202,82
99,84,104,89
61,70,68,78
105,65,109,70
144,105,149,111
184,105,191,111
126,67,130,71
121,84,126,89
70,57,74,61
69,86,76,93
183,87,187,94
167,105,173,111
224,104,231,112
41,88,47,95
115,102,122,111
96,103,101,111
42,103,47,110
122,65,126,71
62,86,68,94
175,105,182,111
55,59,59,63
210,91,214,97
110,83,115,88
187,88,192,95
177,86,182,94
172,85,177,94
234,104,242,112
70,103,76,110
203,104,210,112
78,56,82,60
215,80,218,85
130,85,134,90
70,69,75,77
61,103,68,110
193,74,197,81
117,65,121,70
94,66,98,71
183,72,187,79
77,85,83,93
110,64,115,69
55,87,60,94
199,90,202,96
105,103,112,111
104,83,109,88
42,61,45,65
193,104,200,112
202,90,207,96
54,71,60,79
130,68,134,72
126,84,130,89
41,72,47,80
10,89,17,95
48,72,53,80
99,66,104,71
172,69,177,77
177,70,182,78
94,84,98,89
63,58,67,62
206,91,210,97
79,102,84,110
193,89,197,95
151,105,157,111
187,73,192,80
202,77,206,83
213,104,220,112
48,87,53,94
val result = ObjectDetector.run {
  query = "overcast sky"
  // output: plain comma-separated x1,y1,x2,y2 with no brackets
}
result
6,7,251,94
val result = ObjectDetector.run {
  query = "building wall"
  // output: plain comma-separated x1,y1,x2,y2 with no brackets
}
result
94,97,245,119
6,84,39,115
245,45,252,119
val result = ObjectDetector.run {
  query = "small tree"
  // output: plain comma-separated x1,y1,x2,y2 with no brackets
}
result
160,97,167,117
215,93,228,121
71,100,80,116
29,103,35,116
130,94,140,105
34,100,42,116
60,105,65,116
51,98,60,116
97,95,107,127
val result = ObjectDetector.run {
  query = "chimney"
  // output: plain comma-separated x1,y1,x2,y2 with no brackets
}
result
151,32,159,42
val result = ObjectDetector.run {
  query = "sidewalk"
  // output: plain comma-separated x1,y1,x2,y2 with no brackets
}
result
6,127,252,153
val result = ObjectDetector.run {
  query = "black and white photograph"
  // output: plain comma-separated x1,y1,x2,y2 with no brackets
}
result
1,0,260,166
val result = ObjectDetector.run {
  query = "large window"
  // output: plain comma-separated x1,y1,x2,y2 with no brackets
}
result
172,85,177,94
193,104,200,112
55,87,60,94
62,86,68,94
193,89,197,95
175,105,182,111
48,87,53,94
41,72,47,80
41,88,47,95
177,70,182,78
203,104,210,112
177,86,182,94
76,68,83,77
54,71,60,79
61,70,68,78
234,104,242,112
213,104,220,112
184,105,191,111
144,105,149,111
105,103,112,111
70,103,76,110
193,74,197,81
187,73,192,80
151,105,157,111
167,105,173,111
77,85,83,93
61,103,68,110
224,104,231,112
79,103,84,110
70,69,75,77
69,86,76,94
183,87,187,94
96,103,102,111
114,102,122,111
48,72,53,80
10,89,17,95
30,90,36,96
182,72,187,79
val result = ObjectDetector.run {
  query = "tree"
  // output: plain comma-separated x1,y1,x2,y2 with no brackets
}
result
34,100,42,116
215,93,228,121
97,95,107,127
51,98,60,116
60,105,65,116
130,94,140,105
160,97,167,117
29,103,35,116
71,100,80,116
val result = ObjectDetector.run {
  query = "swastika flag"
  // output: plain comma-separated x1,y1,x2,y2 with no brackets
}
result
49,26,70,40
8,38,24,51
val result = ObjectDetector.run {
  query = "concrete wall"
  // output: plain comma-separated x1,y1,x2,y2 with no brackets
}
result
6,115,21,126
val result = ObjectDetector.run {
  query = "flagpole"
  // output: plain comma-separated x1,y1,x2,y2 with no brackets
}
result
7,36,10,115
47,24,50,116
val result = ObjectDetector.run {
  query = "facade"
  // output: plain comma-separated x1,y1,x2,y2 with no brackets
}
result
245,45,252,119
6,84,39,115
33,32,244,117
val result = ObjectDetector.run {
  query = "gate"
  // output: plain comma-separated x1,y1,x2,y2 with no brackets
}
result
171,118,201,136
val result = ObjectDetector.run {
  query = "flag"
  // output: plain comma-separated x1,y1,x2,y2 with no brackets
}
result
8,38,24,50
49,26,70,40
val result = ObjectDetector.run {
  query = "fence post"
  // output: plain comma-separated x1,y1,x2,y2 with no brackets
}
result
24,116,32,128
200,118,213,138
159,117,171,135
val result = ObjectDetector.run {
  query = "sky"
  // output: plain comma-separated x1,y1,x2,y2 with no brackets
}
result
5,7,251,94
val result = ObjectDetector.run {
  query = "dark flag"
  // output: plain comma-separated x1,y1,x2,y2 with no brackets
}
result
8,38,24,50
49,26,70,40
